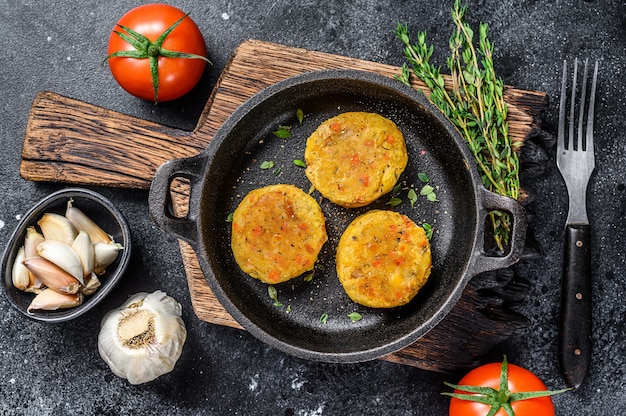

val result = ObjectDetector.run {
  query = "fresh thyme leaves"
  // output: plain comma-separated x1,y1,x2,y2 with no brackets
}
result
420,185,438,202
386,183,403,207
407,188,418,208
386,197,402,207
296,108,304,124
423,222,433,240
260,160,275,170
273,125,292,138
348,312,362,322
293,159,306,168
319,313,329,324
394,0,520,251
268,285,282,307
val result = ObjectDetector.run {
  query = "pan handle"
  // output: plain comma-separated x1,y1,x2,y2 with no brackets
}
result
470,187,527,276
148,153,208,246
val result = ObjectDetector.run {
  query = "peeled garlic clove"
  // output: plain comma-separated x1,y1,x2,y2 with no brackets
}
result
24,226,45,258
66,199,112,245
27,289,83,313
12,247,30,291
80,272,101,296
94,242,124,274
24,226,46,289
23,257,81,295
37,212,76,246
37,240,84,285
72,231,95,278
98,291,186,385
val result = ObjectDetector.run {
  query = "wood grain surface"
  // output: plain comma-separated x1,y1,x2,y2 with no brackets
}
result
21,39,547,372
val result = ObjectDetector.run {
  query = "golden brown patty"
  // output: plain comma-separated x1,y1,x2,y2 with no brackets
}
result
231,184,328,284
305,112,408,208
336,210,431,308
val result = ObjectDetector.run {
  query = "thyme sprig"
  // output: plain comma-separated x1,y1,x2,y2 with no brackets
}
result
394,0,520,251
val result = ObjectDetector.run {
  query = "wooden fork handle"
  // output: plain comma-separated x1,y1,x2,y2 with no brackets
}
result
558,223,592,389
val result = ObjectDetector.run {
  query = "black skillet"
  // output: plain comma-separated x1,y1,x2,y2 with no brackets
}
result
148,69,526,363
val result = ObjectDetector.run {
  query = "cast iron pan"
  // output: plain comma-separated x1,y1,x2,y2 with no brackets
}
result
149,69,526,362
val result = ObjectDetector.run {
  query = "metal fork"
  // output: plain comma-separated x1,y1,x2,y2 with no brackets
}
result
556,58,598,389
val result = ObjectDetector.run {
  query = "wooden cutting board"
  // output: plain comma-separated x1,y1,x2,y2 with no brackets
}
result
21,39,547,372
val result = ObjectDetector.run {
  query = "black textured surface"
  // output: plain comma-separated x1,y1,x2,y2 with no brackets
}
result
1,1,625,414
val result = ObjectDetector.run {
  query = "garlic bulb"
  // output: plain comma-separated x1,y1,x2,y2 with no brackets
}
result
98,291,187,385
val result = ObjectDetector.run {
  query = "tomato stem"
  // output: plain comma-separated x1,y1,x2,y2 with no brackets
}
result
105,12,212,103
443,356,571,415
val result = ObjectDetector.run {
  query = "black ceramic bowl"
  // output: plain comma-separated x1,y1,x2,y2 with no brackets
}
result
1,188,131,322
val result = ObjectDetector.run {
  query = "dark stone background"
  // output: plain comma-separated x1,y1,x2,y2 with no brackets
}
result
1,0,625,414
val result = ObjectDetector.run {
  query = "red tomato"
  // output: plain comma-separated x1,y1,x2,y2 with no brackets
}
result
107,3,209,102
448,360,556,416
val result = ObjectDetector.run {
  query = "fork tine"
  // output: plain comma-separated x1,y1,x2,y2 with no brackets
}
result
577,59,589,151
557,60,568,153
568,58,578,151
586,61,599,152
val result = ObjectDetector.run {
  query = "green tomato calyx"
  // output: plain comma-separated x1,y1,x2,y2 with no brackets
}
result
105,12,212,103
442,356,570,416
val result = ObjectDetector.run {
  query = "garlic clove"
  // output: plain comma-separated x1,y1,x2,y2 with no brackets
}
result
36,240,85,285
37,212,77,246
23,257,81,295
93,242,124,274
98,291,186,385
24,226,46,289
80,272,101,296
12,247,30,291
72,231,95,278
24,226,45,258
65,199,113,245
27,289,83,313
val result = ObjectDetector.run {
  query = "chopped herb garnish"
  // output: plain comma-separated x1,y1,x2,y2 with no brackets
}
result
348,312,362,322
293,159,306,168
260,160,275,170
303,271,314,282
418,172,430,183
386,197,402,207
268,285,282,307
392,183,402,197
319,313,329,324
273,166,282,176
423,222,433,240
273,125,292,138
408,188,418,208
225,212,234,222
296,108,304,124
420,185,434,195
420,184,438,201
